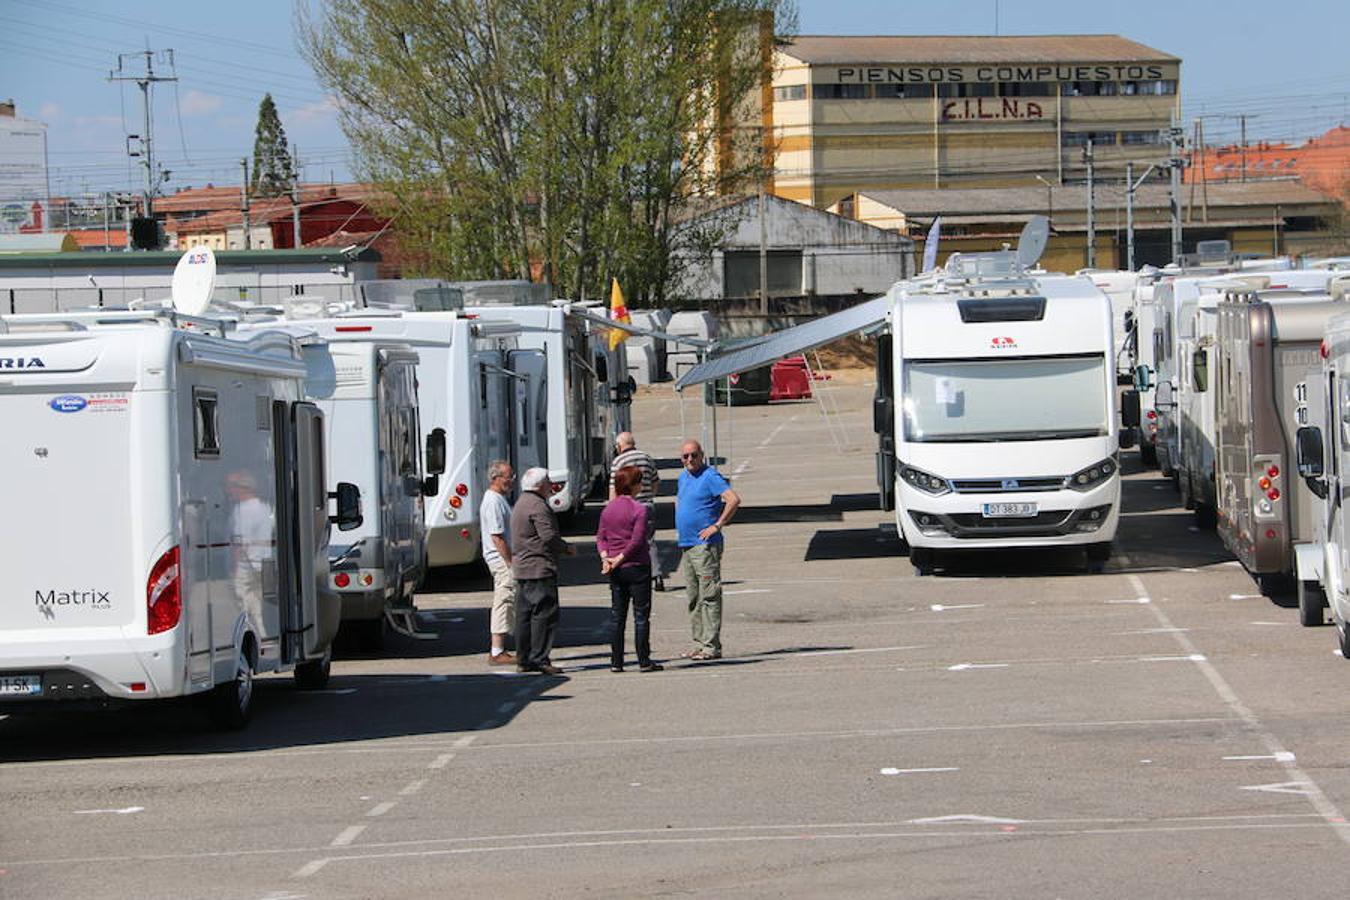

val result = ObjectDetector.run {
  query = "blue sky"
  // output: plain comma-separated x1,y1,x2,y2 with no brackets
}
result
2,0,1347,200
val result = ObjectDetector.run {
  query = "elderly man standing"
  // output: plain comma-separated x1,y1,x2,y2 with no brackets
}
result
675,439,740,660
510,467,574,675
610,431,663,590
479,460,516,666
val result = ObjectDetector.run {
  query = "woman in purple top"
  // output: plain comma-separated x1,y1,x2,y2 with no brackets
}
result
597,466,661,672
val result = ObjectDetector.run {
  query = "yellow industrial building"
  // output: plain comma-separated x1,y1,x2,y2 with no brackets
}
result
762,35,1182,208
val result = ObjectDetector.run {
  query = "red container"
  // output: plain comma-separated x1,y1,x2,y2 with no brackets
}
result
771,356,813,401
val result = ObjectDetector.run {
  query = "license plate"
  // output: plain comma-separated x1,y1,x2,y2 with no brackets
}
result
0,675,42,696
982,502,1037,518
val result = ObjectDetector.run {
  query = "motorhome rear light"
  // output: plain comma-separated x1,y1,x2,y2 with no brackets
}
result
1258,499,1273,515
146,546,181,635
1265,529,1278,540
360,573,374,587
443,508,457,521
128,682,146,693
1267,488,1281,501
1267,465,1280,478
460,528,471,539
449,495,462,509
1258,477,1272,491
1146,411,1157,420
334,572,351,588
1322,340,1329,359
334,326,373,332
455,483,469,497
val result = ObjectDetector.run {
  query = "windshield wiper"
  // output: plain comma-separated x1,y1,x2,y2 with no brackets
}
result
915,428,1104,442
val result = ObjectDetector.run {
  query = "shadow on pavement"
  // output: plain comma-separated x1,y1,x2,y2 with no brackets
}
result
0,671,568,763
805,527,903,561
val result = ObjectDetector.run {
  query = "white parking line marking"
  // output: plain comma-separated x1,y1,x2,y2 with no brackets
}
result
947,663,1009,671
1128,573,1350,843
880,767,959,775
72,806,142,816
1139,654,1207,662
399,780,426,796
724,588,773,596
310,689,357,695
909,814,1024,825
1225,752,1297,762
733,460,752,476
329,826,366,847
757,417,799,449
453,735,478,748
428,754,455,770
798,645,927,657
293,859,331,879
930,604,983,611
1107,597,1151,604
1229,594,1262,600
366,802,396,818
1242,782,1314,795
1116,627,1188,634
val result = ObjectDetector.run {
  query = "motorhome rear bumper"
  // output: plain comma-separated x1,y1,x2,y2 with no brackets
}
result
0,636,185,708
427,523,480,567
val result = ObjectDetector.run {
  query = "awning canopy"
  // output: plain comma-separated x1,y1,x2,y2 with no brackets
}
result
674,296,891,390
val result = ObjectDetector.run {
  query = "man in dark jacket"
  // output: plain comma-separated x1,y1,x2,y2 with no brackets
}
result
509,467,575,675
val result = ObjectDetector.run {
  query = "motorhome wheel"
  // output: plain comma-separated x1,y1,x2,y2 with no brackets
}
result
910,547,935,576
294,647,333,690
1193,503,1217,530
1139,443,1158,467
1297,580,1326,628
208,647,255,730
1339,622,1350,660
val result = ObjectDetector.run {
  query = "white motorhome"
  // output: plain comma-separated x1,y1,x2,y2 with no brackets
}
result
1294,309,1350,658
1079,268,1139,383
875,254,1122,573
0,310,359,727
463,303,632,516
235,318,443,643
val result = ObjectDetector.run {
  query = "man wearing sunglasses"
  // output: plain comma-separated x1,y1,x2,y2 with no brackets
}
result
675,439,741,660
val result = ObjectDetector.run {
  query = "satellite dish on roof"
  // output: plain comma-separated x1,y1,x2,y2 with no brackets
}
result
171,246,216,316
1016,216,1050,270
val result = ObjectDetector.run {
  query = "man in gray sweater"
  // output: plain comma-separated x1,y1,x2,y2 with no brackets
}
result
510,467,575,675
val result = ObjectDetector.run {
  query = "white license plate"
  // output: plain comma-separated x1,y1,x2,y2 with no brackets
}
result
982,502,1037,518
0,675,42,696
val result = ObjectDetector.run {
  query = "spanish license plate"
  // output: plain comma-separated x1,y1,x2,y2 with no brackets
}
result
0,674,41,696
982,502,1037,519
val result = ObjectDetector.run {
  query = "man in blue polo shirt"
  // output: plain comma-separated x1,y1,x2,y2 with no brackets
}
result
675,438,741,660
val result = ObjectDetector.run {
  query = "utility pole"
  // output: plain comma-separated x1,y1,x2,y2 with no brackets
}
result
1125,162,1156,272
1084,139,1096,268
1240,114,1249,183
757,188,768,315
240,159,251,250
1167,123,1186,265
107,50,177,233
290,146,301,248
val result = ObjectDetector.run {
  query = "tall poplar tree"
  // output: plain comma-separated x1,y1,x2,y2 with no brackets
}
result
250,94,296,197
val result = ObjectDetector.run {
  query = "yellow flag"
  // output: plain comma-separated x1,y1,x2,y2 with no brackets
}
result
607,277,631,351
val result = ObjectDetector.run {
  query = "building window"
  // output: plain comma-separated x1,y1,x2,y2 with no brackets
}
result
1000,82,1052,97
1062,131,1117,147
773,84,806,102
874,83,935,99
1121,131,1164,145
938,82,996,98
1065,81,1118,97
723,251,803,298
812,84,870,100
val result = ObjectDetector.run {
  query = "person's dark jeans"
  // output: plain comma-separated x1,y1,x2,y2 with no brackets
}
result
515,576,560,670
609,564,653,668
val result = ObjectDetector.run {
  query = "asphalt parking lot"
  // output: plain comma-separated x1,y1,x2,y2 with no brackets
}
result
4,375,1350,899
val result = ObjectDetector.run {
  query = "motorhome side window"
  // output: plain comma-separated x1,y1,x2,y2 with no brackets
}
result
193,388,221,458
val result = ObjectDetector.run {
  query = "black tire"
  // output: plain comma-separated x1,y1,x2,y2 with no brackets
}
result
1085,542,1111,573
1194,503,1217,529
1139,442,1158,467
1339,622,1350,659
208,644,254,730
1298,580,1326,628
294,647,332,690
910,547,935,576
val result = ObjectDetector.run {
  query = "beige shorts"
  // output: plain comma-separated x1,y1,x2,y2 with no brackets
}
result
487,558,517,635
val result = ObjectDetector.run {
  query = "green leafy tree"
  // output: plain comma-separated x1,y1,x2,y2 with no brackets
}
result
251,94,296,197
298,0,793,301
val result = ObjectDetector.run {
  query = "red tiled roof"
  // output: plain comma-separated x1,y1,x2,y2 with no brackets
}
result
68,228,127,249
1186,126,1350,200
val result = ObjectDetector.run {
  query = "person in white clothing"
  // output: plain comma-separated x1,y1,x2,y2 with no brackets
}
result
480,460,517,665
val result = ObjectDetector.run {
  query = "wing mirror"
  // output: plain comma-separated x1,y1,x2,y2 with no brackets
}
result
1296,426,1329,500
1120,389,1141,428
329,482,363,531
1154,380,1175,412
422,428,446,497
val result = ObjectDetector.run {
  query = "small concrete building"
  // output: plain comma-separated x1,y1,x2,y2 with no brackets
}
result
672,193,915,301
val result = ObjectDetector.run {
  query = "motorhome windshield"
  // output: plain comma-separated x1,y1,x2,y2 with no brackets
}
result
902,354,1108,442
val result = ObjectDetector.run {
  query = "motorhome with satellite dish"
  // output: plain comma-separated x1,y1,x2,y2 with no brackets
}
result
1214,288,1346,621
672,218,1125,573
0,248,360,728
233,317,443,645
1294,309,1350,658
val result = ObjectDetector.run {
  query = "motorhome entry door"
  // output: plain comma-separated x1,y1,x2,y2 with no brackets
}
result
508,349,548,475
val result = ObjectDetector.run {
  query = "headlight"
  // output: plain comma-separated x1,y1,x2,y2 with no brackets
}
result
1066,457,1117,491
900,462,951,496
